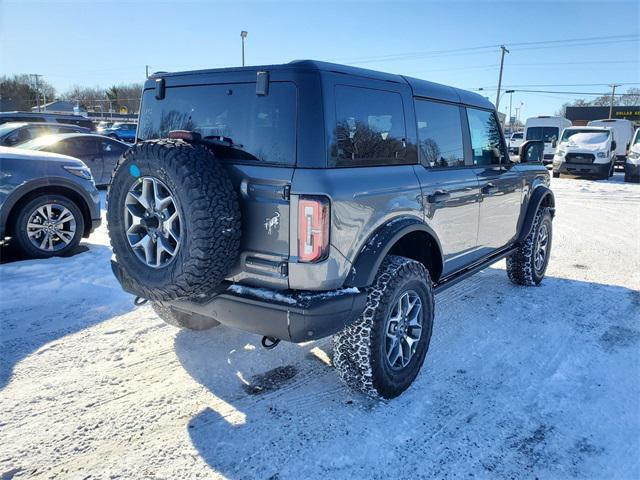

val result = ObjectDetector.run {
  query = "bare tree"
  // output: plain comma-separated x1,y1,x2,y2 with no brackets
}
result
0,74,56,111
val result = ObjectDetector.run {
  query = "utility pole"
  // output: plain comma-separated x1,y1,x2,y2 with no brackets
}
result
609,83,620,119
240,31,248,66
31,74,43,112
495,45,509,112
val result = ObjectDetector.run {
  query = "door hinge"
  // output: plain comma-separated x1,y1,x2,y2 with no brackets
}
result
282,184,291,200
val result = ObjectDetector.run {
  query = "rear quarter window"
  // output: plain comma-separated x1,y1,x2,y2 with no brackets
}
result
138,82,297,166
330,85,414,167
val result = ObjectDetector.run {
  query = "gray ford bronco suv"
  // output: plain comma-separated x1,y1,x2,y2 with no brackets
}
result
107,60,554,399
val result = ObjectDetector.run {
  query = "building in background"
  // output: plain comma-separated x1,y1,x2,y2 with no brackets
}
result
565,106,640,126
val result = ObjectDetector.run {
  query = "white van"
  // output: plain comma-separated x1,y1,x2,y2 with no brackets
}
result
587,119,635,167
553,126,616,179
524,116,572,165
625,128,640,183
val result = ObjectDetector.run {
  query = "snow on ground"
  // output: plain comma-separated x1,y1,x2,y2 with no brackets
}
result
1,174,639,479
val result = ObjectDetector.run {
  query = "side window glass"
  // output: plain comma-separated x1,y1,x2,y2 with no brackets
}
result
415,100,464,168
466,108,505,166
331,85,412,167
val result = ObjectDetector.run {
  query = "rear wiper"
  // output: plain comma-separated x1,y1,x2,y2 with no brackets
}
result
202,135,244,149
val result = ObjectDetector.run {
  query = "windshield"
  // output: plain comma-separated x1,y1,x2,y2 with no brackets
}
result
138,82,297,165
561,129,610,145
526,126,559,143
635,131,640,145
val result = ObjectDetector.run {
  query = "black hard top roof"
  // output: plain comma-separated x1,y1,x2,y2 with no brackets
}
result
148,59,494,110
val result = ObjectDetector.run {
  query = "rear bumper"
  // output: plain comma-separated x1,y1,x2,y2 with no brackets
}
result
556,162,609,177
112,261,367,342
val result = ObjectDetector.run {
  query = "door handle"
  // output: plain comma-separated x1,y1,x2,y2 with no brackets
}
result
482,183,499,195
427,189,450,203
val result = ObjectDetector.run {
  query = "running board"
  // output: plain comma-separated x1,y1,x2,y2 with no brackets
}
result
433,246,517,295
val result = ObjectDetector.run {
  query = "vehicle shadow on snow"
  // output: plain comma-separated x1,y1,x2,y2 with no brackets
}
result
175,268,639,479
0,243,134,389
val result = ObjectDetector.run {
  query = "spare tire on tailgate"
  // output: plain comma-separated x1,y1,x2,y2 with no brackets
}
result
107,139,241,301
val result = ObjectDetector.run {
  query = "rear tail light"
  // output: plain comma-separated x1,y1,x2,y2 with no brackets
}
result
298,196,330,263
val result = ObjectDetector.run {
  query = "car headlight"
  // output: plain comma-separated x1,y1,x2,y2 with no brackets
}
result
63,165,93,180
597,152,606,158
555,150,565,157
629,151,640,160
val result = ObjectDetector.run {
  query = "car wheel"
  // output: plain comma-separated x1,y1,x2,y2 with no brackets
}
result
12,194,84,259
552,171,560,178
152,302,220,330
506,207,553,286
333,255,434,399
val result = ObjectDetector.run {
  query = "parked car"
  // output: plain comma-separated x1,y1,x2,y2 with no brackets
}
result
524,116,572,165
95,121,114,134
508,131,524,154
0,146,101,258
0,111,96,131
0,122,90,147
106,60,554,399
16,133,129,186
587,119,635,169
625,128,640,183
101,122,137,142
552,127,616,179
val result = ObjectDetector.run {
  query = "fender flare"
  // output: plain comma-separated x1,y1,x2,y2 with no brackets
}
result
517,186,555,244
343,217,444,288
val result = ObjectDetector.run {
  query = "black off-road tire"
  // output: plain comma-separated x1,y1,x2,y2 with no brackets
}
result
506,207,553,286
333,255,434,399
152,302,220,331
12,194,84,259
552,171,560,178
107,139,241,301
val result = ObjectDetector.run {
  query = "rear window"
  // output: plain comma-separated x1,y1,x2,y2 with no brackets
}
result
526,126,559,143
138,82,297,166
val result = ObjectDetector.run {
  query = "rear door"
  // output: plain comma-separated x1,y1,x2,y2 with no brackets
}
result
466,107,523,253
412,98,482,275
98,138,128,184
63,137,104,181
138,81,296,289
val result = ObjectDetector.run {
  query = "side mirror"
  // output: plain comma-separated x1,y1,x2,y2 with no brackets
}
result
611,140,617,150
551,139,557,148
519,140,544,163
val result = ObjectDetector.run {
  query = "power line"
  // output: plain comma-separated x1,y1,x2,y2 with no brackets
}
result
331,34,639,65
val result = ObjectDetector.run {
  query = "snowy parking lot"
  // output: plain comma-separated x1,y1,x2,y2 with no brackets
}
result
1,174,639,479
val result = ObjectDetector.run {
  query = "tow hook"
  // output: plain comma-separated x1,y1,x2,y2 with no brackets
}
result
261,336,281,350
134,296,149,306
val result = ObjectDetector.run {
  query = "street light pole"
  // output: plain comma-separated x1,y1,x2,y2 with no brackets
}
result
608,83,620,119
505,90,515,128
240,31,248,66
495,45,509,111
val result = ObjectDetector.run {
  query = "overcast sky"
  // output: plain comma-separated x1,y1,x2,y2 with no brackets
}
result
1,0,639,118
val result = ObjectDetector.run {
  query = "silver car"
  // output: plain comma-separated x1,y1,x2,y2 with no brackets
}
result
0,146,101,258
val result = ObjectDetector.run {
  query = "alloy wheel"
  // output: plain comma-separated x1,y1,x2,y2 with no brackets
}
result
384,290,423,370
124,176,182,268
26,203,77,252
534,223,549,272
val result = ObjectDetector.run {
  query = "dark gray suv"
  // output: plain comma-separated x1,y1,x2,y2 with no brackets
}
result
107,60,554,398
0,147,101,258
